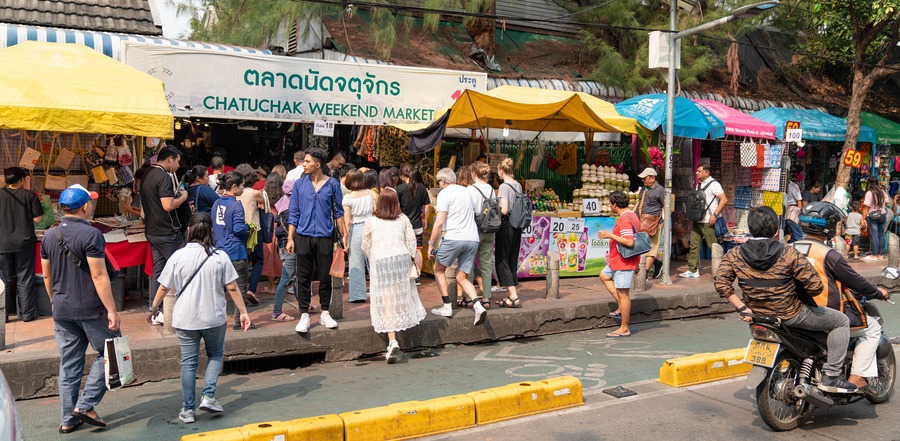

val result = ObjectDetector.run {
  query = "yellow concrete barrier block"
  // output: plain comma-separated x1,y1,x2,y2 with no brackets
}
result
340,396,476,441
181,428,245,441
659,348,752,387
423,394,476,435
468,376,583,424
342,404,397,441
284,414,344,440
239,421,290,441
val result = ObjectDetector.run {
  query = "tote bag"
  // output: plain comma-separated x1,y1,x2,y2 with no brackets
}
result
258,191,275,244
104,335,135,390
616,214,652,259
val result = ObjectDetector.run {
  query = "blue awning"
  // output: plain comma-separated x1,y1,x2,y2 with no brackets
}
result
0,23,269,60
750,107,877,144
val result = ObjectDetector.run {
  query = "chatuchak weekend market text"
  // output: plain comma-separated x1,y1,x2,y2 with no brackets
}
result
200,68,443,122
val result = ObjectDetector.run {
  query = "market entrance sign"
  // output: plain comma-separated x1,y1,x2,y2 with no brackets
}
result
121,43,487,124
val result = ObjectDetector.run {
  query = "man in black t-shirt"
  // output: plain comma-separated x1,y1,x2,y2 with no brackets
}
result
0,167,43,322
140,147,189,312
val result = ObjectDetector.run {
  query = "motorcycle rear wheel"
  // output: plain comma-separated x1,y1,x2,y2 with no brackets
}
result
865,346,896,404
757,355,807,431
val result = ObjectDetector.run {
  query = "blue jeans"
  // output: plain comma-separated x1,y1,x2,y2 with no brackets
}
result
784,305,849,376
273,249,296,315
54,317,119,427
248,241,264,293
176,323,227,411
348,223,367,302
869,217,887,257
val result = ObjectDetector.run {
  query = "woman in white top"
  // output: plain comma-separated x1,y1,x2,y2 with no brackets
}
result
234,163,267,305
343,169,376,303
362,188,425,364
149,212,251,424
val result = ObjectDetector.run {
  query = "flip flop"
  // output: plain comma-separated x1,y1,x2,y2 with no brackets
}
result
245,293,260,305
607,331,631,338
72,409,107,427
59,420,83,434
608,312,621,319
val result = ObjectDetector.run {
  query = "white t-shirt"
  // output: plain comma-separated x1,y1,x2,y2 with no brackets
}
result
158,243,239,330
435,184,479,242
699,177,724,224
342,192,374,224
468,182,495,215
286,166,305,182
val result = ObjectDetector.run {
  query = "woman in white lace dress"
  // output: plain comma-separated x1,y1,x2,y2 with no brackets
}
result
362,188,426,364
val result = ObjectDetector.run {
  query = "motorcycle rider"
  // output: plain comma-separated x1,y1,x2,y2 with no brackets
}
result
715,206,859,393
796,201,891,390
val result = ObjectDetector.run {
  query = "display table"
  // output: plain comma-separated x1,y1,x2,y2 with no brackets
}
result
35,240,153,276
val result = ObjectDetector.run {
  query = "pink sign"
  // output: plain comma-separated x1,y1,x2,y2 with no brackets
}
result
694,100,777,139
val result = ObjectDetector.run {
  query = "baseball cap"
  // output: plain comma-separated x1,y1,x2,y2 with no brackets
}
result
637,167,658,178
59,184,99,210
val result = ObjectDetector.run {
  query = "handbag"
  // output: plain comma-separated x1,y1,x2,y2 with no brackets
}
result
408,259,420,279
44,174,68,191
616,213,652,259
714,216,728,237
636,189,660,236
329,248,345,278
91,165,108,183
868,210,885,223
258,191,275,244
104,335,135,390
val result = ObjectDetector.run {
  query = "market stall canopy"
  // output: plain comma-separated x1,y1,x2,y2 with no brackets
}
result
750,107,876,144
407,86,643,153
0,41,173,138
859,112,900,145
693,100,776,139
614,94,725,139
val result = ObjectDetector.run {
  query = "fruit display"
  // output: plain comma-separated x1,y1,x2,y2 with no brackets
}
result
566,164,640,215
528,189,561,212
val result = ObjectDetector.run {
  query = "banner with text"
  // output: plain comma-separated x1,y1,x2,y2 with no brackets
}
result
121,43,487,124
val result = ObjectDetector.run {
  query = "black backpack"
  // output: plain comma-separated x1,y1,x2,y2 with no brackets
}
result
473,186,502,233
503,183,533,230
686,180,715,222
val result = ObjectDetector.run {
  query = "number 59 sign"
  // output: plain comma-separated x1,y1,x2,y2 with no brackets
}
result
843,149,863,168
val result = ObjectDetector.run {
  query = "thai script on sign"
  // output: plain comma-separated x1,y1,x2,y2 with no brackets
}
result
243,69,401,100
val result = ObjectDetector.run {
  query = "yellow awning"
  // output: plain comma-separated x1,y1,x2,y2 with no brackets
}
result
0,41,173,138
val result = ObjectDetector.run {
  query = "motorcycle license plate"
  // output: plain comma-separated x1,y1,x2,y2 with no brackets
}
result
743,340,780,368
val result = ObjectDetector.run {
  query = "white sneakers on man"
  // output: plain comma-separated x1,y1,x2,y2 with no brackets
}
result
178,408,195,423
320,311,338,329
295,312,338,332
431,304,453,317
295,313,310,333
678,271,700,279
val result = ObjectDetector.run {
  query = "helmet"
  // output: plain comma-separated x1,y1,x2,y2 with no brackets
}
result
799,201,845,236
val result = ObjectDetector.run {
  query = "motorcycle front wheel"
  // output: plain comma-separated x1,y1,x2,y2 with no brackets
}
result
757,354,808,431
865,345,896,404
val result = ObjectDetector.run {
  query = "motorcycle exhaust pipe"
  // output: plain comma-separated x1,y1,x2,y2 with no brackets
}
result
793,384,833,408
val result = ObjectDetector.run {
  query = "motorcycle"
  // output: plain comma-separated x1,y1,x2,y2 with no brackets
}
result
742,267,898,431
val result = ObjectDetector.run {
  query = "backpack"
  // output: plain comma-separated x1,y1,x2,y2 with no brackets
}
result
473,186,502,233
686,180,715,222
503,183,533,230
275,210,290,247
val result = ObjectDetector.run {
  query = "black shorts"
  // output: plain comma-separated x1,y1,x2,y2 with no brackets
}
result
416,233,424,248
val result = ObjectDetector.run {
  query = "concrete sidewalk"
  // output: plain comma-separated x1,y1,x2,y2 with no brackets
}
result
1,259,887,400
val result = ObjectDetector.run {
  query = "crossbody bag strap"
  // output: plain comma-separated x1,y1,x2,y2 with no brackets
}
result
637,188,646,217
700,180,716,214
175,250,215,300
54,227,86,270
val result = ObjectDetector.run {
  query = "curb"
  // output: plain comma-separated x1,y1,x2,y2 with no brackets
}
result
658,347,750,387
181,376,583,441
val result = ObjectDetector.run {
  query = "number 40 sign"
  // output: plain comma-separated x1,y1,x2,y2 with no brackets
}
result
842,149,863,169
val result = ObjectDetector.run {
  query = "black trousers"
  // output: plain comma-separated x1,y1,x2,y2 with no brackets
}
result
0,247,38,321
146,231,184,307
495,218,522,288
295,235,333,312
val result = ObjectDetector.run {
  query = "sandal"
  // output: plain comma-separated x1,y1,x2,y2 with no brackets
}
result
271,313,295,321
245,292,260,305
496,297,521,308
72,409,107,427
480,299,491,310
457,297,475,308
233,323,259,330
59,420,83,434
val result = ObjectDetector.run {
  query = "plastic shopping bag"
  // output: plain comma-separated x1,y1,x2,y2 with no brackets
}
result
105,335,135,390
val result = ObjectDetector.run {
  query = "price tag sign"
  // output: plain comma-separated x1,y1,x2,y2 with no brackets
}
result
582,198,600,215
520,223,534,238
313,120,335,137
843,148,863,168
785,120,802,143
550,217,584,234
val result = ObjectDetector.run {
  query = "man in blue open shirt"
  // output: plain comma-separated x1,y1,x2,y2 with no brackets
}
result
286,147,347,334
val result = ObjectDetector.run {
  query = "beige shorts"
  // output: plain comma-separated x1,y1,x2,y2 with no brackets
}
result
648,227,662,257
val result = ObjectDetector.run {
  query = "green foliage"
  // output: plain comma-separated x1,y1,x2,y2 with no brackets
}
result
798,0,900,72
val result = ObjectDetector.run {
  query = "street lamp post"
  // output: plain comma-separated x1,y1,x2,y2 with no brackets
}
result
660,1,779,285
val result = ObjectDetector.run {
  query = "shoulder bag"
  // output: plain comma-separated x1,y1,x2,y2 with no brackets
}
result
616,213,652,259
636,188,660,236
258,190,275,244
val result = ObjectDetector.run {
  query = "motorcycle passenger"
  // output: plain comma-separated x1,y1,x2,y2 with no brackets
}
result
797,201,891,390
715,206,858,394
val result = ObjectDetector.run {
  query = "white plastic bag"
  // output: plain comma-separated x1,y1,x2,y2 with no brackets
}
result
104,335,135,390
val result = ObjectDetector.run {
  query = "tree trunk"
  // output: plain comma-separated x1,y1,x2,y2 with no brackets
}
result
834,71,876,189
465,1,496,57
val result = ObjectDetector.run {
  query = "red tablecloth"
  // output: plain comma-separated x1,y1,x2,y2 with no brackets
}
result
35,240,153,276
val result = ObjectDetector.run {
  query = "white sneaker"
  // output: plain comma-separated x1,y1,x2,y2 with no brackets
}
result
199,395,223,413
386,340,400,364
473,301,487,326
431,304,453,317
295,313,310,333
151,311,165,326
178,408,195,423
491,286,507,292
678,271,700,279
320,311,338,329
864,255,879,261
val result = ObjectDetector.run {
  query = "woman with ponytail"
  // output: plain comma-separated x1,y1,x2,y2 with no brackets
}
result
184,165,219,214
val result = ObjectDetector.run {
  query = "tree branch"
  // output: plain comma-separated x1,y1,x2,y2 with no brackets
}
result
874,12,900,67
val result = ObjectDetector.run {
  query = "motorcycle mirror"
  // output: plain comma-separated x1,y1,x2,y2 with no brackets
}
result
882,267,900,280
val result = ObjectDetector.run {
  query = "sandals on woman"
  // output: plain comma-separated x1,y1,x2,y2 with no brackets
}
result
271,313,295,321
480,299,491,310
496,297,521,308
457,297,475,308
245,292,260,305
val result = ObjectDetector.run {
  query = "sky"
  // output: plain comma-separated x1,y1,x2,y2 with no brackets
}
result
153,0,192,39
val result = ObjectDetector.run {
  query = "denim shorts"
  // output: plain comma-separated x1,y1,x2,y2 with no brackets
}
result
435,240,478,274
602,265,635,289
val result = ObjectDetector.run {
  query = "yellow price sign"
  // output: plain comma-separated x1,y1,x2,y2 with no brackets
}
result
843,149,863,168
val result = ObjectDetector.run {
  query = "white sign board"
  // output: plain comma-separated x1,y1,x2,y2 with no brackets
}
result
121,42,487,124
550,217,584,234
785,128,803,143
313,120,335,137
582,198,599,215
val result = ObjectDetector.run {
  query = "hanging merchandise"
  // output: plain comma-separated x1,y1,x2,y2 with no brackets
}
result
761,169,781,191
736,168,751,186
751,189,763,207
555,143,578,175
765,144,784,168
740,142,757,167
762,191,784,215
529,142,545,174
734,186,752,209
736,208,750,230
750,169,763,188
721,142,737,163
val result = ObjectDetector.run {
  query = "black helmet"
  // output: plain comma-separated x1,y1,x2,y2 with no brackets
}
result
799,201,845,236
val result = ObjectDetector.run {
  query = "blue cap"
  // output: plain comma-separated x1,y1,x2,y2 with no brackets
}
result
59,184,98,210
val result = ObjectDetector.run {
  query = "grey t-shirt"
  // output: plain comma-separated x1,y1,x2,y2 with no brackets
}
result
498,181,522,215
638,183,665,217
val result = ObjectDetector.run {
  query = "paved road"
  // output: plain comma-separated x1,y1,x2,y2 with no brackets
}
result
14,301,900,440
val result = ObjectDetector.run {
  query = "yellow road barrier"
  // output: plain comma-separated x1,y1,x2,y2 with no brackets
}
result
659,348,751,387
